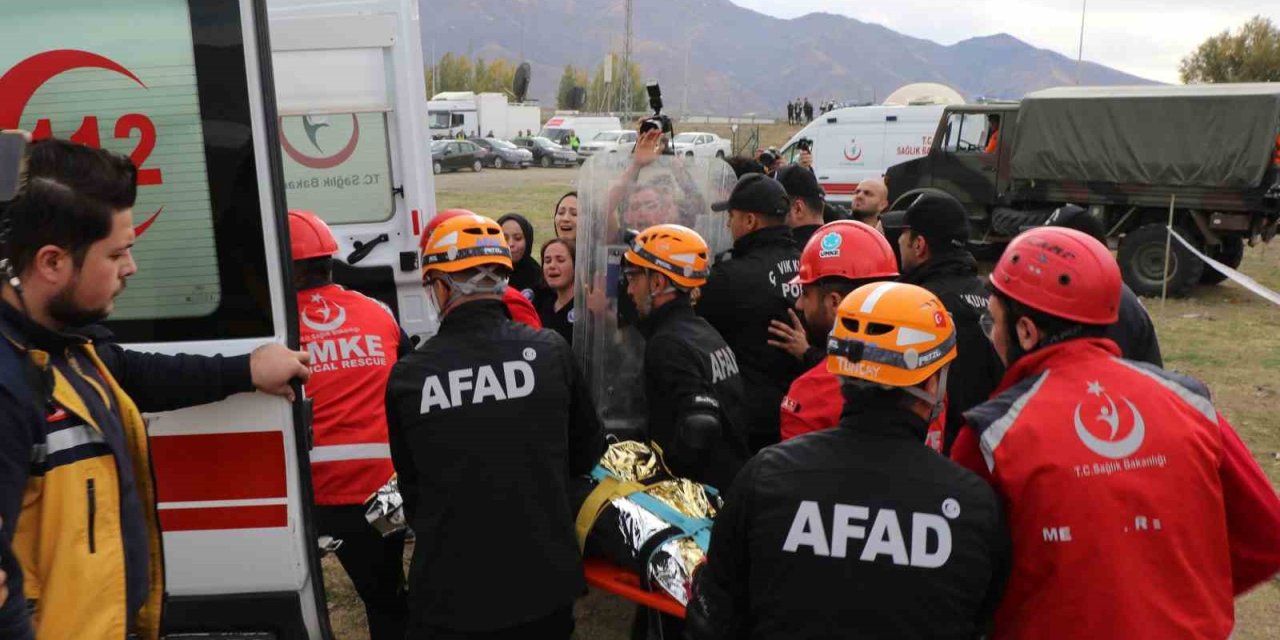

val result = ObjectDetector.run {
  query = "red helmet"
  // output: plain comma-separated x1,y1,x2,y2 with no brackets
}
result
288,210,338,261
420,209,480,253
792,220,898,285
991,226,1121,325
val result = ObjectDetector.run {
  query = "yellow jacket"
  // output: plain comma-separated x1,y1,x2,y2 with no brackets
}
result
14,342,164,640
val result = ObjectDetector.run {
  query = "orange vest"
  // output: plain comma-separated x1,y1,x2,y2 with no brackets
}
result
1273,134,1280,166
985,128,1000,154
299,284,401,505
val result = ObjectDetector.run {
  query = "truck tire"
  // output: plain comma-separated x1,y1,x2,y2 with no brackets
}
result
1199,236,1244,285
432,161,441,175
1117,223,1204,298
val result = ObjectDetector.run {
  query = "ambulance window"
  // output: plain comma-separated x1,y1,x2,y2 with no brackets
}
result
280,111,394,225
12,0,277,342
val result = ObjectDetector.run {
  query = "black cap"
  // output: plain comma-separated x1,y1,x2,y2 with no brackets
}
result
1044,204,1105,244
711,173,789,218
887,192,969,251
775,164,824,200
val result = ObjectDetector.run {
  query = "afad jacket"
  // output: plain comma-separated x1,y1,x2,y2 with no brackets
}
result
952,338,1280,639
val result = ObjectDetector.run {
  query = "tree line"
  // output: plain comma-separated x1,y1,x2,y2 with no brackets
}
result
424,52,649,112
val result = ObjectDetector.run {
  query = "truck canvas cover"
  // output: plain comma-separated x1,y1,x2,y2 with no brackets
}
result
1011,84,1280,188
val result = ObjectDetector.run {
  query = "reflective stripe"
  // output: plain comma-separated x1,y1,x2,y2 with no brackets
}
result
310,443,392,463
46,424,106,456
859,282,901,314
980,371,1050,472
1114,358,1218,424
158,498,288,510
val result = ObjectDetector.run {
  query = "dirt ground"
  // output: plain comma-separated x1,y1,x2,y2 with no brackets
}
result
324,163,1280,639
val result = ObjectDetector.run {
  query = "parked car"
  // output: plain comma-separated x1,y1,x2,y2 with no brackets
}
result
469,137,533,169
431,139,486,174
671,132,731,158
512,136,579,168
579,129,638,159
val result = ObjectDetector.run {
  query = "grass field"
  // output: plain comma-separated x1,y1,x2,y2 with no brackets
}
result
322,167,1280,639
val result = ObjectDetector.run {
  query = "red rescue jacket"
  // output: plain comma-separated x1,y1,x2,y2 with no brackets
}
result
780,361,946,452
504,287,542,329
952,338,1280,639
299,284,401,505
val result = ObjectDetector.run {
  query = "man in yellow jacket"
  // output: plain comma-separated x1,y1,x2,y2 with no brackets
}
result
0,139,310,640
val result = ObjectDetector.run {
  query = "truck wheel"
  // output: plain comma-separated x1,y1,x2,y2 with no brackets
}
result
493,157,504,169
1199,236,1244,285
472,160,483,172
540,156,552,168
432,161,441,175
1117,223,1204,298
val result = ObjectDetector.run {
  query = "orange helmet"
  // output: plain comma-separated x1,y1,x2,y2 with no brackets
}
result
827,282,956,388
793,220,898,285
288,209,338,261
420,212,513,275
624,224,711,289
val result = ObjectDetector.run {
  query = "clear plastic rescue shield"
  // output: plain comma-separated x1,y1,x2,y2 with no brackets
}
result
574,152,737,437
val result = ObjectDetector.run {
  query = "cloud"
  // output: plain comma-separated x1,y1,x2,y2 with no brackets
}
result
731,0,1269,83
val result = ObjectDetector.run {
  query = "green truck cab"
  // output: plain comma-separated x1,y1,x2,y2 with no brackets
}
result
887,85,1280,297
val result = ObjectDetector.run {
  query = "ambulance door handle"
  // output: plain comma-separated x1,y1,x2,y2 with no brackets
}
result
299,397,315,452
348,233,389,265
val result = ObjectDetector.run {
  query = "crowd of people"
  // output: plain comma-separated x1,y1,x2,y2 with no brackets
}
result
787,98,842,125
0,126,1278,640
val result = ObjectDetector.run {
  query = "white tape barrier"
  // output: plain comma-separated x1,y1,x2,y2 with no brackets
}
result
1170,230,1280,307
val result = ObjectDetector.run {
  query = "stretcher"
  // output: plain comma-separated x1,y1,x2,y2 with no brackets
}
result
582,556,686,618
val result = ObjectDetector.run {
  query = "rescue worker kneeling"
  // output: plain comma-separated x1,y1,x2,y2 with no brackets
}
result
623,224,750,492
385,212,604,639
687,282,1009,639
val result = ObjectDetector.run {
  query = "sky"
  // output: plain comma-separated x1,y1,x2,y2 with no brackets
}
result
731,0,1270,83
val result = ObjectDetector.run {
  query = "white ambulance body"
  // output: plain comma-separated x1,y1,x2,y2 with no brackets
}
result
779,105,946,204
0,0,436,637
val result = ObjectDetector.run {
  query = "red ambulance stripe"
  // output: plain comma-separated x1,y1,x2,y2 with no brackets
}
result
159,505,288,531
822,182,859,195
412,209,421,236
151,432,287,503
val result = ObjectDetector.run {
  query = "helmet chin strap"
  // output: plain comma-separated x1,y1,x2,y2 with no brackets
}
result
433,266,509,316
903,364,949,424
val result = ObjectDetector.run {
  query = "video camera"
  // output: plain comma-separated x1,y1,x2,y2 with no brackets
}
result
638,82,675,155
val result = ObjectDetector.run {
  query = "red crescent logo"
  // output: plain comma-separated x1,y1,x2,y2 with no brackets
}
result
134,206,164,237
279,114,360,169
843,139,863,163
0,50,146,129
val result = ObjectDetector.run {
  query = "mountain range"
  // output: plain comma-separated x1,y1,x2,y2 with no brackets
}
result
421,0,1157,115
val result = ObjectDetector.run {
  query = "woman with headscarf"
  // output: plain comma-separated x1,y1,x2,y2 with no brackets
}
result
497,212,545,302
553,191,578,242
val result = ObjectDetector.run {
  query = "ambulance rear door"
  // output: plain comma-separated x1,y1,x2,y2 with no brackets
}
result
1,0,331,637
269,0,438,341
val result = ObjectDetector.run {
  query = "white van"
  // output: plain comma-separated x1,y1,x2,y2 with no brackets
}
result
539,113,625,148
779,105,947,203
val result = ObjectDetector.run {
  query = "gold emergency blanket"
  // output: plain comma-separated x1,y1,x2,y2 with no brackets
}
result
581,441,720,606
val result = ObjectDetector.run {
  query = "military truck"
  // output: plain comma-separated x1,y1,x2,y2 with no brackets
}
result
886,84,1280,297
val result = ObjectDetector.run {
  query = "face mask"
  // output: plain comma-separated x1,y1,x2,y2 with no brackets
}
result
424,280,445,323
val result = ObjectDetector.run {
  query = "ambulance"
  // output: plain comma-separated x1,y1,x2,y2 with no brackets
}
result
778,104,947,204
0,0,435,636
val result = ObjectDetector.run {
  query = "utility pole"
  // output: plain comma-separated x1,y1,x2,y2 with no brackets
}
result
681,43,691,116
1076,0,1087,85
621,0,633,119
